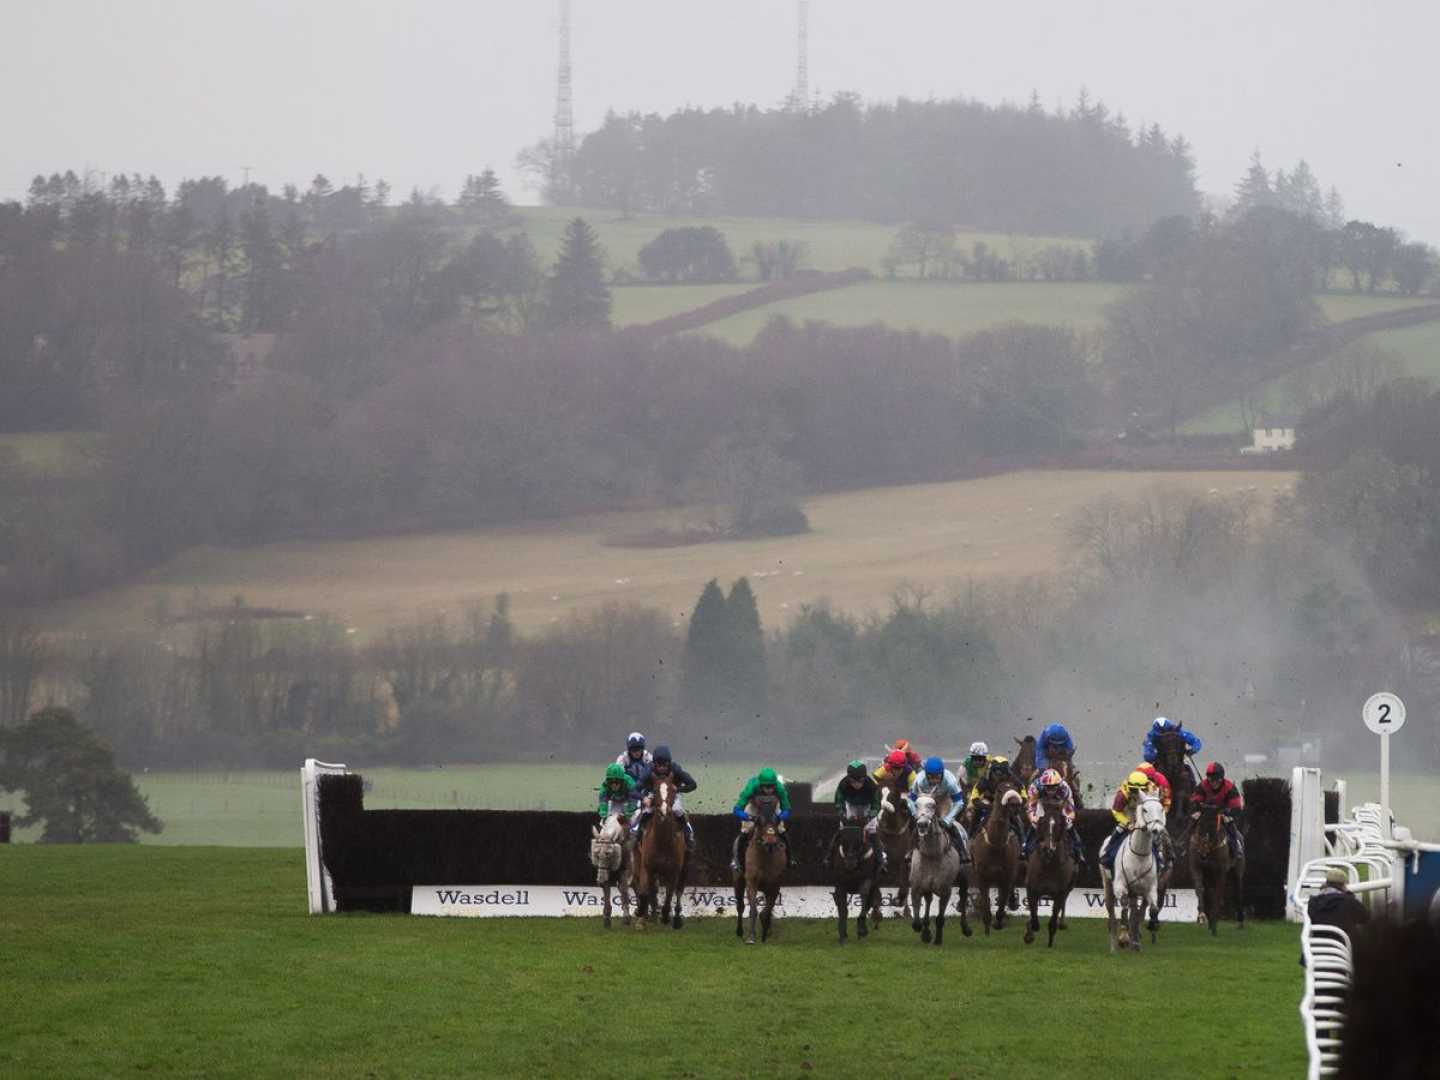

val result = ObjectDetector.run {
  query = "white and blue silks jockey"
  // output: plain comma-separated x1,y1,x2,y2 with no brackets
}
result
616,731,652,787
907,757,970,863
1141,716,1202,764
1035,722,1075,770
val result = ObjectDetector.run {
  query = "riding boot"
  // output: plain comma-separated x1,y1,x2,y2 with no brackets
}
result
782,832,794,868
680,815,695,852
1022,828,1035,860
870,830,887,873
1100,828,1123,872
1070,828,1087,868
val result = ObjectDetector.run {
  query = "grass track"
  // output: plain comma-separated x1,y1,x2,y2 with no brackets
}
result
1,846,1305,1079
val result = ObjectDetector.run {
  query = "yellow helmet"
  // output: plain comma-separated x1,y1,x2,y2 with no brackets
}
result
1125,770,1150,789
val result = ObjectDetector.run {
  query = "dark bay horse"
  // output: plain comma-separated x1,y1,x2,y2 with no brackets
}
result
970,788,1023,934
1151,730,1197,833
1013,734,1038,788
872,772,914,924
1022,805,1075,947
832,823,881,944
735,795,786,944
636,780,688,930
1190,805,1245,935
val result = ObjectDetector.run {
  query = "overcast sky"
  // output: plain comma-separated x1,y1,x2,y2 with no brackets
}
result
4,0,1437,241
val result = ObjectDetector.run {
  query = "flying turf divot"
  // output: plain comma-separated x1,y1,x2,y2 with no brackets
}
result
411,884,1201,920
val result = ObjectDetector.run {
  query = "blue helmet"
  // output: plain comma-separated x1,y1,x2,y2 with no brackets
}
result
626,731,646,749
924,756,944,776
652,745,672,764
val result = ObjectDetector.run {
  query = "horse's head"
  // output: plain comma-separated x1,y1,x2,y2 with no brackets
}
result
752,794,782,849
652,780,676,817
1037,807,1065,860
999,787,1025,817
913,795,938,837
1137,794,1166,835
835,824,871,874
590,814,626,877
1154,730,1187,768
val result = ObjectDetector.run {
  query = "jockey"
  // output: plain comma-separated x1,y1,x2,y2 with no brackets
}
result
890,738,924,774
960,741,991,788
1134,761,1173,812
966,755,1024,844
1190,761,1245,858
631,744,697,851
616,731,652,787
596,763,638,821
1142,716,1202,764
908,756,968,862
831,760,886,871
1036,722,1075,771
872,748,917,791
1100,770,1164,874
731,767,793,872
1023,768,1085,867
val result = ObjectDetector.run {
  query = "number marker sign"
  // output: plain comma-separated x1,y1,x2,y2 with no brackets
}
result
1362,692,1406,736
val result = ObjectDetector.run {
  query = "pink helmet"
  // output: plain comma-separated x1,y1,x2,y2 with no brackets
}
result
1039,768,1064,788
884,750,908,770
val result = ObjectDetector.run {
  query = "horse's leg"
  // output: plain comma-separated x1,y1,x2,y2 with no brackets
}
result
978,880,993,936
762,885,777,942
934,887,947,946
668,872,684,931
746,881,758,944
955,870,973,938
919,892,933,944
899,849,913,922
1211,867,1224,938
1234,858,1246,931
1103,875,1121,952
1023,880,1038,946
602,884,612,930
911,881,924,935
734,875,745,939
857,881,870,939
834,887,848,944
1048,889,1064,948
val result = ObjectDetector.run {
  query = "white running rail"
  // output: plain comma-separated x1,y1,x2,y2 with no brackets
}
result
1291,798,1395,1079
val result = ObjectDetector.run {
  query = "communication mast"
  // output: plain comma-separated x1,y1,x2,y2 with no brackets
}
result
553,0,577,198
790,1,810,111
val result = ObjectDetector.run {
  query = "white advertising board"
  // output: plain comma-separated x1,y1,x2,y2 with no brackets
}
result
412,884,1200,921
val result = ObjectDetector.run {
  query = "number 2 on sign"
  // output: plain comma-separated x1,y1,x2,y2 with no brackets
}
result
1378,703,1391,725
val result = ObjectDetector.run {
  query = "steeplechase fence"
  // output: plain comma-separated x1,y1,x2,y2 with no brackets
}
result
300,758,1293,918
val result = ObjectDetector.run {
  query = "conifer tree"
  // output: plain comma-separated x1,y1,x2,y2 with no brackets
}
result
682,579,729,718
725,577,768,721
1232,151,1275,215
543,217,611,331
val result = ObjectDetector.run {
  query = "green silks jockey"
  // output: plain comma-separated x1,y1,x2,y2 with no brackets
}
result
597,762,638,819
731,767,793,872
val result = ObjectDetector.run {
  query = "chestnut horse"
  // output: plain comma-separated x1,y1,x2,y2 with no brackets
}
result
590,814,633,929
1013,734,1038,788
970,788,1023,934
636,780,688,930
832,822,881,944
1022,804,1075,947
735,794,786,944
1190,804,1245,935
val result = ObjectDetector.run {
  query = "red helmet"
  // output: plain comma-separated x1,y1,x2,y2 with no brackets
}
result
885,750,908,770
1206,762,1225,782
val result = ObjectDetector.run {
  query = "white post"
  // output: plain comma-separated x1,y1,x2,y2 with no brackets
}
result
1380,731,1391,839
301,758,347,915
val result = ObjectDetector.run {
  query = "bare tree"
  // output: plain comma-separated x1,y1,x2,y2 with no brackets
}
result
0,618,48,728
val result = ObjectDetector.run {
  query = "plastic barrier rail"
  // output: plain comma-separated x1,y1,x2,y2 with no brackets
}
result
301,759,348,915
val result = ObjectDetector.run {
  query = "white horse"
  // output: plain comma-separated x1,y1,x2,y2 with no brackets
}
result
590,814,633,929
1102,793,1166,953
907,795,969,945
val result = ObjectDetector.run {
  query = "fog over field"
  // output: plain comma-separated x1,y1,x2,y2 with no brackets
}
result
1,0,1437,825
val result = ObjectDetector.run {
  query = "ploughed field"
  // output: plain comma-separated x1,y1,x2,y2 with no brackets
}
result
3,845,1306,1078
46,469,1297,639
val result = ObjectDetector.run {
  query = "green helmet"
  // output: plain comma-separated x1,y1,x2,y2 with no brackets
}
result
604,763,627,783
846,760,867,780
757,767,778,786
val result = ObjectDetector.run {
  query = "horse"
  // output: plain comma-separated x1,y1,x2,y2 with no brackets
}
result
1022,801,1076,947
635,780,688,930
1102,793,1166,953
907,795,970,945
734,794,786,944
1190,804,1245,935
589,814,634,929
1151,730,1197,831
832,822,882,944
1013,734,1038,788
970,788,1023,934
871,772,914,924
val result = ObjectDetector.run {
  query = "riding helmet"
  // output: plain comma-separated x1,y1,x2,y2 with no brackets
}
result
757,767,779,786
1039,768,1063,788
924,756,945,777
884,750,908,769
1206,761,1224,781
605,762,627,783
627,731,646,749
653,745,672,764
1126,770,1151,789
969,741,989,758
846,760,867,780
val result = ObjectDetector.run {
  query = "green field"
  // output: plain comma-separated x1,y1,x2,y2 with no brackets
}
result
0,430,98,473
1,845,1306,1078
0,764,829,846
514,205,1086,279
689,280,1126,345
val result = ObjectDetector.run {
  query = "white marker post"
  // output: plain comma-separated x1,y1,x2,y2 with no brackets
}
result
1362,692,1406,836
